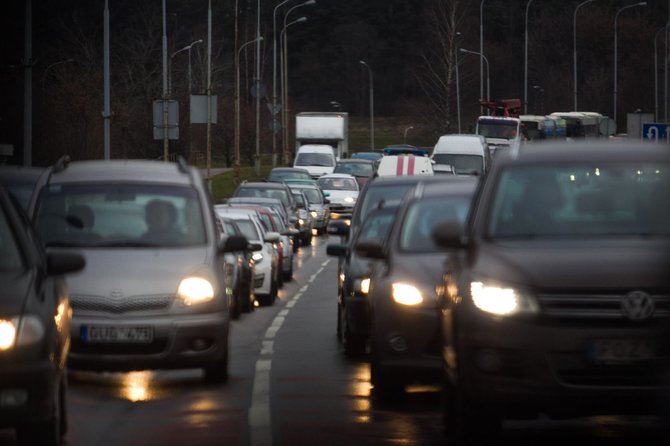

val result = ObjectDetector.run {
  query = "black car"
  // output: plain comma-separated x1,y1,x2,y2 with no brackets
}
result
0,186,84,445
434,142,670,443
218,215,256,316
327,205,399,356
353,178,478,398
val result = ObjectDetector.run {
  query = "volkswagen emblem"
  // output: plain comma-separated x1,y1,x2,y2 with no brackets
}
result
621,291,655,321
110,289,124,299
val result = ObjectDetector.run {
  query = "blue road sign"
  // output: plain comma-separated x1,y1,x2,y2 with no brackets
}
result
643,123,670,143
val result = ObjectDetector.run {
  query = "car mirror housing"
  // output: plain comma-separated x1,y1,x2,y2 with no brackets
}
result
248,242,263,252
432,221,468,249
47,252,86,275
326,244,347,257
219,235,249,253
355,240,386,260
264,231,281,243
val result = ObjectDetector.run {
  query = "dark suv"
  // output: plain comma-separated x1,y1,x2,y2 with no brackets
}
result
434,142,670,442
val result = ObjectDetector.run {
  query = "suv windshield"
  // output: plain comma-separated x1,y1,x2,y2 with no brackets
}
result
237,187,292,209
488,163,670,238
295,153,334,167
34,184,206,247
432,154,483,175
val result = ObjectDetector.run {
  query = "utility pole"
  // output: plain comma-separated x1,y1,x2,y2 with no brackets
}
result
162,0,169,162
103,0,111,160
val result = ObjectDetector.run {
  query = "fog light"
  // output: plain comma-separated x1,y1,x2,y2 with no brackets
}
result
0,389,28,407
388,335,408,352
191,338,212,351
475,349,502,372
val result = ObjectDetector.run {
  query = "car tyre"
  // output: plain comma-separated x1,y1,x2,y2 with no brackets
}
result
16,372,65,446
282,264,293,282
204,349,229,384
340,305,366,356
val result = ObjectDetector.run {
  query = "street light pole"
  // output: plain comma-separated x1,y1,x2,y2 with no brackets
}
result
169,40,203,97
162,0,169,162
460,48,489,104
236,37,263,178
480,0,486,115
360,60,374,151
403,126,414,144
524,0,535,115
206,0,212,186
273,0,292,168
103,0,111,160
281,16,308,164
654,25,668,122
254,0,262,177
455,31,462,133
614,2,647,126
573,0,596,111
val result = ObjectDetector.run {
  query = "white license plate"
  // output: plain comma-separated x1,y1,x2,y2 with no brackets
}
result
83,326,154,343
590,339,655,363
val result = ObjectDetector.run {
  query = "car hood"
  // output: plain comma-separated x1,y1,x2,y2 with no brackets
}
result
0,270,32,316
470,239,670,291
390,253,446,302
65,247,214,297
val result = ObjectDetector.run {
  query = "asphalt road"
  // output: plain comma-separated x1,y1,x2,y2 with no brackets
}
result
0,234,663,445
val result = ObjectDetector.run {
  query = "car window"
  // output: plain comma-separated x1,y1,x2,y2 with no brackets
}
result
357,210,396,242
234,218,260,241
0,205,23,270
33,183,206,247
432,154,483,175
295,153,334,167
334,163,374,177
317,177,357,191
399,196,471,252
358,184,415,224
488,163,670,238
296,188,322,205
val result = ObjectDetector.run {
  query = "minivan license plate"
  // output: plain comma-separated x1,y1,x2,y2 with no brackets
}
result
590,339,655,363
83,326,154,343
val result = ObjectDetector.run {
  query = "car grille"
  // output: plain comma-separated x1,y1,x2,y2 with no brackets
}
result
329,204,354,213
557,365,660,387
71,339,168,355
70,294,173,314
536,293,670,320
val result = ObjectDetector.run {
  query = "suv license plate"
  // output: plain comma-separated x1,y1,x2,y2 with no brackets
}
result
590,339,655,364
83,326,154,343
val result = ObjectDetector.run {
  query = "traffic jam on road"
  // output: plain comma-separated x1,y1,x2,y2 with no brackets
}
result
1,133,669,445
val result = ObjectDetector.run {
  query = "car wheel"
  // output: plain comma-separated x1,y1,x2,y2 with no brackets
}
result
283,263,293,282
241,284,253,313
16,373,64,446
230,287,241,320
204,349,229,384
336,304,342,339
340,305,366,357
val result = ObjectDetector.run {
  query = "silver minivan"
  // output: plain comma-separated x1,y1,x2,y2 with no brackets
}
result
28,158,248,382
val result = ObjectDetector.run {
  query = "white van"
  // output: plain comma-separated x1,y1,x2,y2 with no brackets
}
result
431,134,490,176
293,144,336,178
375,155,434,177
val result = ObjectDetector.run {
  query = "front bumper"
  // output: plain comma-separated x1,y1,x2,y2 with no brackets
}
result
69,312,229,372
0,359,60,427
453,310,668,417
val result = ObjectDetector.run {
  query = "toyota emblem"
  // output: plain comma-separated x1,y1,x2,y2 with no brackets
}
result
621,291,655,321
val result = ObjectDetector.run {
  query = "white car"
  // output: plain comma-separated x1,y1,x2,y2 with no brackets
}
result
214,207,280,306
317,173,359,221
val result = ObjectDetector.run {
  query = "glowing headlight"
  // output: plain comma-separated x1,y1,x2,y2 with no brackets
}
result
392,283,423,306
353,278,370,295
470,281,538,316
252,252,264,263
177,277,215,306
344,197,355,203
0,320,17,350
298,218,305,226
310,211,318,218
0,316,45,350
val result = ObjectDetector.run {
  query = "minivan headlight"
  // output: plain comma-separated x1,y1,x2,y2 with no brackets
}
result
352,277,370,295
252,252,264,263
177,277,215,306
0,320,17,350
469,281,538,316
310,211,318,218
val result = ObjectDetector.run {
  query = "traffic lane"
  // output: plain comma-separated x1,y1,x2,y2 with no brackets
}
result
269,236,662,446
0,236,322,445
270,248,445,446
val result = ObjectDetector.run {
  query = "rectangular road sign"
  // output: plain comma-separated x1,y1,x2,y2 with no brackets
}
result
642,123,670,143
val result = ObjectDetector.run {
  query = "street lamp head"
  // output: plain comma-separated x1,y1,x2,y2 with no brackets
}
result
637,1,647,5
296,16,308,23
303,0,316,5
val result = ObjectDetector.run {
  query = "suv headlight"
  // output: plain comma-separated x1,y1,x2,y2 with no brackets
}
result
310,211,318,218
392,283,423,306
469,281,538,316
252,252,264,263
177,277,215,306
0,316,46,350
344,197,356,203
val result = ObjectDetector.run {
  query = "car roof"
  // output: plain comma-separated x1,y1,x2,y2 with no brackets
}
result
318,173,357,180
336,159,374,164
239,181,289,190
42,159,197,185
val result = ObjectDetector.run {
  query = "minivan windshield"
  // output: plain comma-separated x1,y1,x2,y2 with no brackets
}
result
432,154,483,175
34,184,206,247
295,153,334,167
488,163,670,238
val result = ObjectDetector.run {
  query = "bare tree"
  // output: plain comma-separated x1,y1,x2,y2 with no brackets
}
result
416,0,468,133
